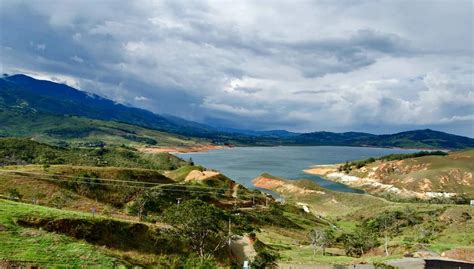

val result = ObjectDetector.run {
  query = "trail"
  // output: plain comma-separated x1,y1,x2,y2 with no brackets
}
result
232,183,239,198
230,235,257,263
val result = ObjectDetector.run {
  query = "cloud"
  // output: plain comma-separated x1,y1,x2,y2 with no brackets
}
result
0,0,472,136
70,55,84,63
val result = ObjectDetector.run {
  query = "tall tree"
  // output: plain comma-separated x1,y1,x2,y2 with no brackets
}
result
308,228,331,256
162,199,228,258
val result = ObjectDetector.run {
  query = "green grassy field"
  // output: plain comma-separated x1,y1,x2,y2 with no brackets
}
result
0,199,125,267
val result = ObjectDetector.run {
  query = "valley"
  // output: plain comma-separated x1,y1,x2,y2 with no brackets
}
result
2,75,474,150
1,138,473,268
1,74,473,268
2,1,473,267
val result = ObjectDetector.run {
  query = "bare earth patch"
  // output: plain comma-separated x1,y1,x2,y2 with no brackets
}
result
138,144,227,153
184,170,220,182
442,248,474,263
303,165,338,176
253,176,325,195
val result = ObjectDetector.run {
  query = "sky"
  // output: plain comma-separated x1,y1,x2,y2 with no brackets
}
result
1,0,473,136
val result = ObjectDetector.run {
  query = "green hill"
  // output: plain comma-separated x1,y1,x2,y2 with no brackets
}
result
2,74,473,149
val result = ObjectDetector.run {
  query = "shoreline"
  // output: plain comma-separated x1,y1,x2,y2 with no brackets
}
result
138,144,230,154
303,164,339,176
142,144,450,154
303,164,458,200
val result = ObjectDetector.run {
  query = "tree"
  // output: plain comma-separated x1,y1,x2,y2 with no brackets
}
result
135,188,162,221
341,227,379,257
50,192,70,209
162,199,228,259
308,228,332,256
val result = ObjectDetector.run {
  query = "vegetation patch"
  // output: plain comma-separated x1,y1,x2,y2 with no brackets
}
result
16,217,176,254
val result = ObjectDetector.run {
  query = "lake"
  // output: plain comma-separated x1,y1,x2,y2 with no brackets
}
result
177,146,420,193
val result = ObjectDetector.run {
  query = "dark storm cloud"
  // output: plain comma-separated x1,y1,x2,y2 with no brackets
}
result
0,0,472,136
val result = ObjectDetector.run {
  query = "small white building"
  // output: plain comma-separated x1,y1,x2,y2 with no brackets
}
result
470,200,474,206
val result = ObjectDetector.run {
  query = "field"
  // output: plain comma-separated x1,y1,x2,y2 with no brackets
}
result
0,199,122,267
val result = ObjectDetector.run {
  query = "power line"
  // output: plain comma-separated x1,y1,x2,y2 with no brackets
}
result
0,169,265,202
0,169,239,192
0,172,241,196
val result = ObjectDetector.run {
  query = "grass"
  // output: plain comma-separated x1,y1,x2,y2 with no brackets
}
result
0,137,189,170
165,165,204,181
0,199,124,267
254,173,474,265
0,109,208,148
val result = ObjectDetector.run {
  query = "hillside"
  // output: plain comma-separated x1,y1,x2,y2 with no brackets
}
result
2,74,473,149
305,150,474,201
1,138,473,267
0,138,313,267
293,129,474,149
252,173,474,264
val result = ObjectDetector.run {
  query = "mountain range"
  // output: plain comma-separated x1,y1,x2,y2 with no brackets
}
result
1,74,473,149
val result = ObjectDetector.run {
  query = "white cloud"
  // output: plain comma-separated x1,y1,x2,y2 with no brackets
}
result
70,55,84,63
1,0,472,136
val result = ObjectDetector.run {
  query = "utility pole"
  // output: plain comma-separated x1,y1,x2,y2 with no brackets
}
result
228,217,232,246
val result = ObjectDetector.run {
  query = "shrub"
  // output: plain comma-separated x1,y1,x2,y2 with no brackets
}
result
7,188,22,200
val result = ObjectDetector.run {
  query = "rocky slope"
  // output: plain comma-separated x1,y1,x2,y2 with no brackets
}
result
305,150,474,200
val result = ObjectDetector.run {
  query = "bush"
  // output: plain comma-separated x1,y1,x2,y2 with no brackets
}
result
182,254,218,269
340,226,380,257
7,188,22,200
49,192,72,209
251,240,279,269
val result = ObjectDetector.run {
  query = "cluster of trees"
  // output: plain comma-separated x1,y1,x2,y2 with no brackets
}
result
0,138,188,170
45,127,99,139
338,150,448,173
122,134,158,145
159,199,279,268
307,208,445,258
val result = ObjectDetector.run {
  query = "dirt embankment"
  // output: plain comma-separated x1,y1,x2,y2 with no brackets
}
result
304,159,468,199
253,176,325,195
184,170,220,182
442,248,474,263
303,165,338,176
138,144,228,154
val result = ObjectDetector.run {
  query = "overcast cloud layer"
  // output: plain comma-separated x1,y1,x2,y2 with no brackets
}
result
1,0,473,136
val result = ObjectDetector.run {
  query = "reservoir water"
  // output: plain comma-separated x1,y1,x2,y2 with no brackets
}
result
176,146,419,193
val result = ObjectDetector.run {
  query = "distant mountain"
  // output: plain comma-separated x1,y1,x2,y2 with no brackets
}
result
0,74,233,139
295,131,376,144
1,74,473,149
292,129,474,149
1,74,174,129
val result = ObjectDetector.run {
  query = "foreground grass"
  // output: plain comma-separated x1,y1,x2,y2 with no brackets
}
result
0,199,124,267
